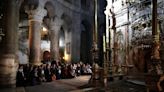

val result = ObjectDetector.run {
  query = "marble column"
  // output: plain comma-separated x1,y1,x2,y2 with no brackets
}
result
26,7,47,65
0,0,19,88
49,17,62,61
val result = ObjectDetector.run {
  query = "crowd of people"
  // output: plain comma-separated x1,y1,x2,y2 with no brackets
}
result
16,61,92,87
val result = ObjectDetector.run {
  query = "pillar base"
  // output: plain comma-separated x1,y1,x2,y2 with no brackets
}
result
0,54,18,88
146,59,164,92
89,67,104,87
145,74,164,92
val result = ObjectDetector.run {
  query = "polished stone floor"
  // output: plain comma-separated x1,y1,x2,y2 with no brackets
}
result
0,75,146,92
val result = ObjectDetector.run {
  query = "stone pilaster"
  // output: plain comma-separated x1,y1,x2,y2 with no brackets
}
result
72,20,81,62
26,7,47,65
49,17,63,61
0,0,19,88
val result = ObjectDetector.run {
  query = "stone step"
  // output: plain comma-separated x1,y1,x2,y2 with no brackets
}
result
126,79,146,86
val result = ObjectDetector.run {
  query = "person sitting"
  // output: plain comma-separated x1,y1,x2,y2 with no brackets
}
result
44,64,52,82
16,65,26,87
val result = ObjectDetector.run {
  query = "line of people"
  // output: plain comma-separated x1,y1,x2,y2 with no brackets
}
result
16,61,92,87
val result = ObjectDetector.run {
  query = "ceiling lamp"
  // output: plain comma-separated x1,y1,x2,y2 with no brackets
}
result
42,27,48,32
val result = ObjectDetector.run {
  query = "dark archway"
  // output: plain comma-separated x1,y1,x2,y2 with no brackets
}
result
80,20,92,64
60,13,72,62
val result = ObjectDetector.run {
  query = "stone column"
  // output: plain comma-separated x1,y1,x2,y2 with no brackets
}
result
49,17,62,61
26,7,47,65
0,0,19,88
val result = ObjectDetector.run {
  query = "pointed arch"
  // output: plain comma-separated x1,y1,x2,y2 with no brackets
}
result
61,13,72,30
44,1,56,18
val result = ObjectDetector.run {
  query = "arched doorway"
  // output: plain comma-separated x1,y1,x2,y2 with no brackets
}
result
61,13,72,63
59,27,65,63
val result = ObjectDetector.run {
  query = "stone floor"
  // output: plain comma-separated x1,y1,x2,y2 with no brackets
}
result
0,75,146,92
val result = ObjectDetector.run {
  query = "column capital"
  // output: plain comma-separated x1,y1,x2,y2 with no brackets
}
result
26,6,47,22
49,17,63,31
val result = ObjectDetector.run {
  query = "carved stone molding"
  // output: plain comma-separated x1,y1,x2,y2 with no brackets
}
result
26,6,47,22
25,3,47,22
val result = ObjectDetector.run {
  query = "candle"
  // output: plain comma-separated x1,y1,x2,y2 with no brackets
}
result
103,35,106,52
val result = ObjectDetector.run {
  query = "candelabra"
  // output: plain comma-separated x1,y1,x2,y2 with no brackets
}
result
89,0,102,87
145,0,164,91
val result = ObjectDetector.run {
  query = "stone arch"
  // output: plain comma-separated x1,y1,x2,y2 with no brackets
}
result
61,23,72,62
44,1,56,18
42,1,56,34
60,13,72,62
43,2,64,62
61,13,72,31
